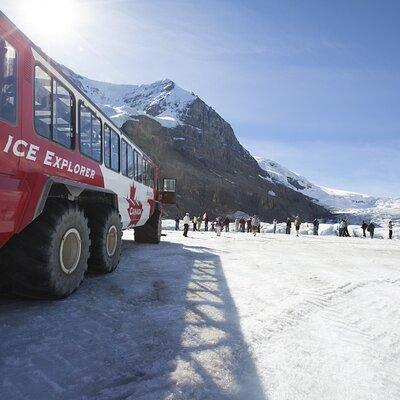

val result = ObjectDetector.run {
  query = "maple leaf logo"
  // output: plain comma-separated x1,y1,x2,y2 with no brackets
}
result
126,185,143,226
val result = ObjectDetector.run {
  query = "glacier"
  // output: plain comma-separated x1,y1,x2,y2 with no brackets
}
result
255,156,400,224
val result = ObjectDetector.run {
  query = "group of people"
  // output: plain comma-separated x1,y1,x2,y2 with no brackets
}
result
176,213,396,240
178,213,261,237
234,217,261,234
284,216,315,237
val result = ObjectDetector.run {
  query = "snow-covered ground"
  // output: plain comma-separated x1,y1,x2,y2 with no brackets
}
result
1,221,399,400
255,156,400,224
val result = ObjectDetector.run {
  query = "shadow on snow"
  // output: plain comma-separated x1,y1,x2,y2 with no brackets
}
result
0,237,266,400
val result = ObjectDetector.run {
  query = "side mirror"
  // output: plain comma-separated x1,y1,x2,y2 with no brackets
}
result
161,178,176,204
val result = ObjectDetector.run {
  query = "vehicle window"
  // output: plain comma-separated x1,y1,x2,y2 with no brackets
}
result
0,39,17,124
92,117,101,161
143,159,148,186
127,146,134,178
79,103,102,162
133,150,138,181
34,66,51,139
110,129,119,172
52,80,73,147
34,65,74,148
135,151,143,182
148,164,154,188
104,125,111,168
121,140,127,176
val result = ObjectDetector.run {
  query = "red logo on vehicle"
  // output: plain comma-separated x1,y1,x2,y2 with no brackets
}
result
126,186,143,226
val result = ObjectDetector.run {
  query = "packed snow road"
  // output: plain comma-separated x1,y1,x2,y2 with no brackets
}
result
1,225,399,400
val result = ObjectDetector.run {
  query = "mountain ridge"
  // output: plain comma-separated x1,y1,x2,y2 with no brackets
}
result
255,156,400,224
61,65,199,128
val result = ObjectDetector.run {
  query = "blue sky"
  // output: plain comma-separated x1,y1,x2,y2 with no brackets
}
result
2,0,399,196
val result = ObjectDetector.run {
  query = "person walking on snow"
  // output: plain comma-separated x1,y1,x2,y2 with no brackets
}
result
183,213,190,237
286,218,292,234
239,217,246,232
174,215,180,231
235,218,240,232
246,218,252,233
339,219,346,237
367,222,375,238
192,216,197,231
203,213,209,231
388,220,393,239
224,216,230,232
294,216,301,237
197,215,202,231
215,217,222,236
273,219,277,234
361,221,368,237
251,215,260,236
313,218,319,235
343,218,350,237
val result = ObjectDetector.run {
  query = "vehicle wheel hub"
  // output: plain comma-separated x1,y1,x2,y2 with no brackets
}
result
59,228,82,274
106,225,118,257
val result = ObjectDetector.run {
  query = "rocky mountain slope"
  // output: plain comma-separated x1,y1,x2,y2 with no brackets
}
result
255,157,400,224
61,66,332,220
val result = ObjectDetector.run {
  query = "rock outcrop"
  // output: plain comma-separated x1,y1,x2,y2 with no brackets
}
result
122,99,332,220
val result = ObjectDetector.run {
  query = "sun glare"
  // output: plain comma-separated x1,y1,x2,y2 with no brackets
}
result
20,0,80,37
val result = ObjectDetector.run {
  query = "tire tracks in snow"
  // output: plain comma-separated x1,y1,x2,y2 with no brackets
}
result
260,274,400,399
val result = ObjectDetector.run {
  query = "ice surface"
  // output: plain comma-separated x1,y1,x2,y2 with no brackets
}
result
1,222,399,399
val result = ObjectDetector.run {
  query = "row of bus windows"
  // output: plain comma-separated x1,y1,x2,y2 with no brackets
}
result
120,140,155,187
34,65,154,187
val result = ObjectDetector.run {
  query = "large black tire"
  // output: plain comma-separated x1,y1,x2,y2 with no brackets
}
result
86,206,122,274
134,210,162,244
0,200,90,299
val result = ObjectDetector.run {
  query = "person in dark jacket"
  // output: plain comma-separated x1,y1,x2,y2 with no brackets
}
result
313,219,319,235
367,222,375,238
224,216,230,232
388,220,393,239
339,219,349,237
239,218,246,232
174,215,180,231
343,218,350,237
361,221,368,237
203,212,209,231
286,218,292,235
246,218,252,233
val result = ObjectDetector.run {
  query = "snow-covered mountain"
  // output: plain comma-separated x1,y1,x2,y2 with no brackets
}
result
58,65,397,223
60,66,197,128
255,156,400,223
